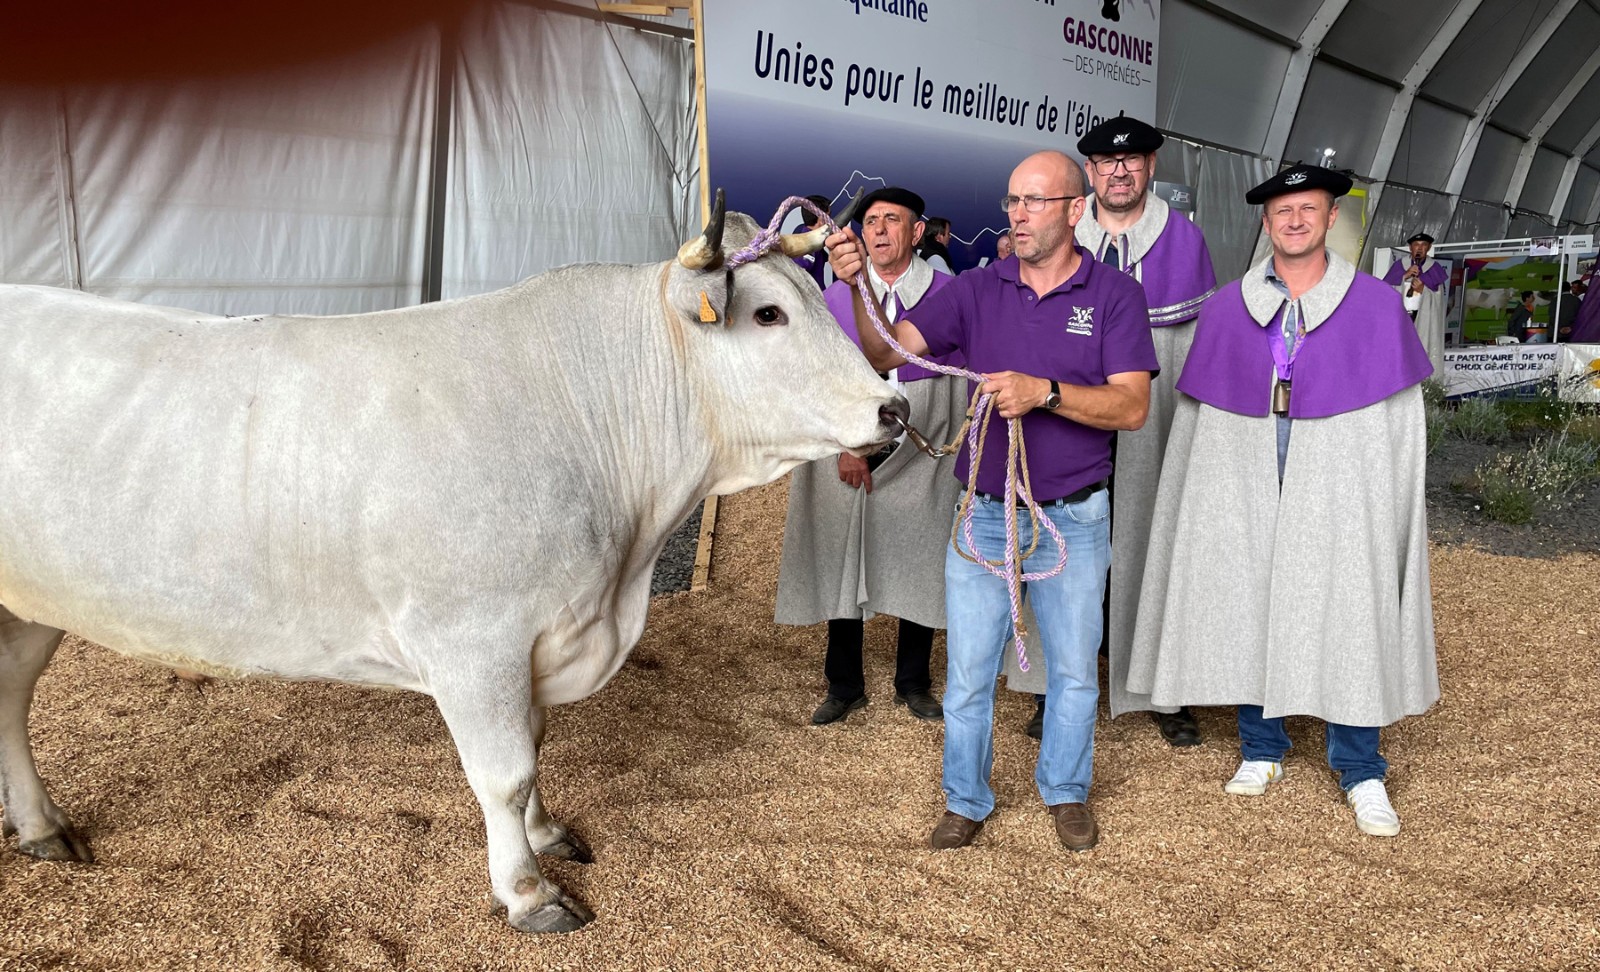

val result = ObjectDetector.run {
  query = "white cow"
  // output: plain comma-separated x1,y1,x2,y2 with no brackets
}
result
0,195,904,933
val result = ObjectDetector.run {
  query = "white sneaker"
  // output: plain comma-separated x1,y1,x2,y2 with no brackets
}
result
1223,760,1283,796
1346,779,1401,837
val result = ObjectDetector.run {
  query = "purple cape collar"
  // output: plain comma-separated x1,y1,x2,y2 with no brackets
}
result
1176,251,1434,418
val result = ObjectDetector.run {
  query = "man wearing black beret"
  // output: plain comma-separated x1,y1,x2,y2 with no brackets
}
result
1382,231,1448,364
1130,164,1439,839
776,185,968,727
1003,114,1217,750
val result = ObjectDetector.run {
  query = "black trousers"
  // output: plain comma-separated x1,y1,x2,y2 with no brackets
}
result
824,617,933,699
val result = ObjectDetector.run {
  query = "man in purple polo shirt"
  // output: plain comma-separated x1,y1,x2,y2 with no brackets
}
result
826,150,1157,852
1004,115,1217,748
1128,165,1438,839
776,187,967,726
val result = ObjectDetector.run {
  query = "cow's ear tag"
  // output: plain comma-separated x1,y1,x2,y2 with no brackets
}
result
698,291,718,323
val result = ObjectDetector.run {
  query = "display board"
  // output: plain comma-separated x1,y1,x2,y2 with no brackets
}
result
1459,253,1562,344
1440,344,1600,401
699,0,1159,264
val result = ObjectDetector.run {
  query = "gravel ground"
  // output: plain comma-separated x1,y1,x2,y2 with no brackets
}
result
3,475,1597,972
648,504,702,596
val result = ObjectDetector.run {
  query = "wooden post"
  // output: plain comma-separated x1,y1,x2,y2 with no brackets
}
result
689,0,718,593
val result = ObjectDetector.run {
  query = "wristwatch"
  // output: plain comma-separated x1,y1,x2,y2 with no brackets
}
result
1042,379,1061,411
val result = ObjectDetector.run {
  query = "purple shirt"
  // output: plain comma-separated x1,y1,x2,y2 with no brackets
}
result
793,253,828,291
1178,272,1432,418
1382,258,1448,291
906,248,1159,499
824,276,964,381
1572,293,1600,343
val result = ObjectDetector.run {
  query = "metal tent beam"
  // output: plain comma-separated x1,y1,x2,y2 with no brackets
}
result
1259,0,1351,164
1362,0,1484,236
1552,116,1600,220
1503,41,1600,209
1443,0,1580,205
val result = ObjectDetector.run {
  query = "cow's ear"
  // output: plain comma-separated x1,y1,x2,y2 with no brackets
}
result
667,265,733,326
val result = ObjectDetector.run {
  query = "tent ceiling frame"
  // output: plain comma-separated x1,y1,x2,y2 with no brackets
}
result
1553,118,1600,221
1360,0,1483,241
1443,0,1580,205
1260,0,1351,164
1503,43,1600,209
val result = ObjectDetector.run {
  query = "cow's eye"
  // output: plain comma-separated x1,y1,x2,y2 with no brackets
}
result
754,305,787,327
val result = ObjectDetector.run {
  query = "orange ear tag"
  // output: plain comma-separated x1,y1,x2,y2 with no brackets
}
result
698,291,717,323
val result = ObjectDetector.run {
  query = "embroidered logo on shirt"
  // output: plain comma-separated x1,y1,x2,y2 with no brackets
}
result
1066,306,1095,336
1285,171,1308,186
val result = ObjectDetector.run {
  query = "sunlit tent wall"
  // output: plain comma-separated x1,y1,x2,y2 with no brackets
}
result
3,0,1600,311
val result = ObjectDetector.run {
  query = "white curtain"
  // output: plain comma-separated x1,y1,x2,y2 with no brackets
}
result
0,91,76,287
1365,185,1453,258
1193,144,1274,282
443,2,697,299
1448,199,1511,244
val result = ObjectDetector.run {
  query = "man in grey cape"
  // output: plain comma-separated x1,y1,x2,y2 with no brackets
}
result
1382,232,1448,367
1128,164,1439,838
1004,115,1217,747
775,186,968,725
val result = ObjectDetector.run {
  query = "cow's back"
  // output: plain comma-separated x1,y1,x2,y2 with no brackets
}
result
0,279,684,690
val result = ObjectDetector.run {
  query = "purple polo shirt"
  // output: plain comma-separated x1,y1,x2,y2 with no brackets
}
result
907,248,1158,500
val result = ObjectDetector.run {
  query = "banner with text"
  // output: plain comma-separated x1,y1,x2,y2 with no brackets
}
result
700,0,1160,266
1443,345,1600,401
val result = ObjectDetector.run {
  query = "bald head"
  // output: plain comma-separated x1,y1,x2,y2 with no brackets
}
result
1014,150,1087,198
1006,150,1087,265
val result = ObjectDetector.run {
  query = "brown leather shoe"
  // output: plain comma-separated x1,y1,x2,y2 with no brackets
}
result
929,811,984,850
1047,802,1099,852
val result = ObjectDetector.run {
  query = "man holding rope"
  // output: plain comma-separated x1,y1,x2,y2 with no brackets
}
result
826,150,1157,852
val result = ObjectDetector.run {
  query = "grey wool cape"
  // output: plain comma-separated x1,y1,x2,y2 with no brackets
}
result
1125,258,1439,727
774,376,967,627
774,260,969,629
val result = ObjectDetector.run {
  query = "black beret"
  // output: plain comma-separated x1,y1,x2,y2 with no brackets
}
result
1245,164,1353,205
1077,115,1164,156
1406,232,1435,245
857,186,926,221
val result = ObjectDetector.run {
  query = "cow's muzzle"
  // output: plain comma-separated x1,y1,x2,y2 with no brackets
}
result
878,395,911,437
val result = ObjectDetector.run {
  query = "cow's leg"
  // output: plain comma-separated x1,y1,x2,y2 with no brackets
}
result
525,704,591,863
432,678,593,933
0,608,92,862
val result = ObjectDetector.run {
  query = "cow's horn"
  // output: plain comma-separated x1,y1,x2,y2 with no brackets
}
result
677,188,727,270
830,188,865,229
778,226,827,257
778,188,864,257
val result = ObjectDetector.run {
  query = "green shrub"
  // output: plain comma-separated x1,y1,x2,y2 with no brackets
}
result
1425,402,1449,458
1477,463,1535,524
1473,432,1600,523
1420,378,1447,410
1450,397,1510,443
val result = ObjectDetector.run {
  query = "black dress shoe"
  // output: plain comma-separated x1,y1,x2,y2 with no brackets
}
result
1153,707,1202,747
894,688,943,721
1026,698,1045,740
811,694,867,725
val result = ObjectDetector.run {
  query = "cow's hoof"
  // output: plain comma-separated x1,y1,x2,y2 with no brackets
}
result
511,894,595,934
535,832,593,864
19,829,94,863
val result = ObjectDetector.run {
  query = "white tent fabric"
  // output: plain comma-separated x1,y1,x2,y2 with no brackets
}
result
3,33,438,315
3,0,1599,313
0,94,75,287
443,2,696,300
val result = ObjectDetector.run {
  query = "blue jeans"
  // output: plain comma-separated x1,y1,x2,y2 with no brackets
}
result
942,489,1111,820
1237,705,1387,791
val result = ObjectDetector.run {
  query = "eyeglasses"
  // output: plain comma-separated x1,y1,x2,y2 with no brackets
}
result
1089,155,1147,175
999,194,1079,213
